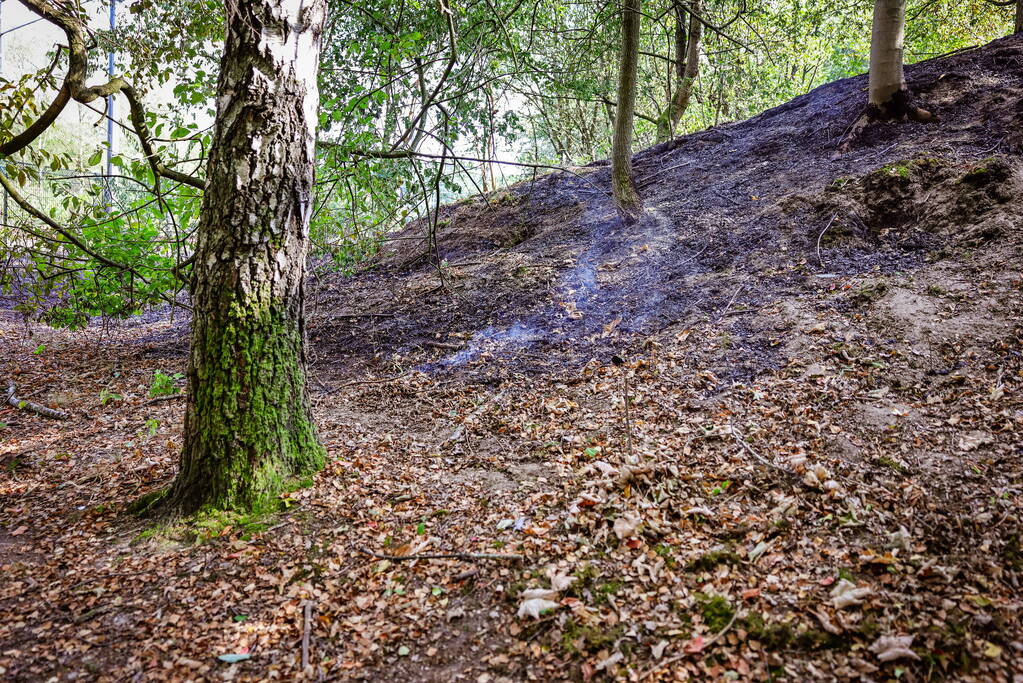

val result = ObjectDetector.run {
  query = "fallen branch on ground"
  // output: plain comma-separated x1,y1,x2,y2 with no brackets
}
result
146,393,184,405
729,423,803,482
357,547,523,562
441,389,508,449
424,340,466,351
6,380,69,420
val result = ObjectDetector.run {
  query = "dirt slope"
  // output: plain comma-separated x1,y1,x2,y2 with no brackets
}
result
310,35,1023,388
2,36,1023,682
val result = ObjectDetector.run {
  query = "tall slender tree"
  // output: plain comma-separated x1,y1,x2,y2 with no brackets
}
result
656,0,703,143
611,0,643,221
164,0,328,514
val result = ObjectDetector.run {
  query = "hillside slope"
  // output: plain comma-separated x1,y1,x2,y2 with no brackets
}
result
311,35,1023,388
2,36,1022,682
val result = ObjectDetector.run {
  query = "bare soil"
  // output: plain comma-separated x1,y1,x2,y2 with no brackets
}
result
2,36,1023,682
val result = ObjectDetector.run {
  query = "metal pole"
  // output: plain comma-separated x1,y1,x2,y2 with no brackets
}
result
0,0,6,76
105,0,116,190
1,0,7,227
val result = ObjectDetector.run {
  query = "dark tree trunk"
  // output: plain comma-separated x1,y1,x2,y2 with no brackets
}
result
611,0,642,221
656,0,702,143
1016,0,1023,34
164,0,327,514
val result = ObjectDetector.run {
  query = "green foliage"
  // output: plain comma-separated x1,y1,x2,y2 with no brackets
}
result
0,0,1013,329
148,371,183,398
695,592,735,632
99,388,122,406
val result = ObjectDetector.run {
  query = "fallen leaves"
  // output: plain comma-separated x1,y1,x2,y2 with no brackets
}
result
829,579,874,609
869,635,920,662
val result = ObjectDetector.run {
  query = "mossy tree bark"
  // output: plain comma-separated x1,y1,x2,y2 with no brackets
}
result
611,0,643,222
164,0,327,515
655,0,702,144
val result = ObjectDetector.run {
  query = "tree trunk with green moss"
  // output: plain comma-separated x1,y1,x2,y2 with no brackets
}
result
164,0,327,515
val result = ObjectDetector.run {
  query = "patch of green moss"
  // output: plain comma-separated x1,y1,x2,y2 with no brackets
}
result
594,580,623,605
851,278,888,305
743,612,847,651
687,547,741,573
560,618,625,655
877,157,942,180
959,158,1001,185
695,593,735,632
876,456,908,474
1004,533,1022,571
742,612,793,649
128,488,168,517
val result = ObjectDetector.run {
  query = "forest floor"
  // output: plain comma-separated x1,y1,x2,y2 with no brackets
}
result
3,35,1023,683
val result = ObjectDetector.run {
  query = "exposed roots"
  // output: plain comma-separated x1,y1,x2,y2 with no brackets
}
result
837,89,935,155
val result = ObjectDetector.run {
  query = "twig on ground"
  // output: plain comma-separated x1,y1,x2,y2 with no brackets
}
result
816,213,838,269
441,389,508,449
145,393,184,405
300,600,313,671
451,568,480,582
715,280,747,320
641,610,739,679
611,355,634,460
729,423,802,482
330,313,394,319
6,380,69,420
424,340,466,351
357,547,523,562
323,371,415,395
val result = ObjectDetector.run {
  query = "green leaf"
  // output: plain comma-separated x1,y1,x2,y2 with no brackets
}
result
397,646,410,656
87,149,104,166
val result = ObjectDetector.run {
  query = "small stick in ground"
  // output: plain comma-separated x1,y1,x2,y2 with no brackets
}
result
611,355,634,459
441,389,508,449
729,423,806,486
816,213,838,269
357,547,523,562
300,600,313,671
424,340,466,351
6,380,69,420
146,393,184,405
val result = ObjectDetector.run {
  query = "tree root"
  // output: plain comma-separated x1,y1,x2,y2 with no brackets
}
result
836,90,934,155
5,380,69,420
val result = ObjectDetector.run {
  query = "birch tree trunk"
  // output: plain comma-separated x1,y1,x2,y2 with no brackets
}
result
656,0,703,143
164,0,327,514
611,0,642,221
868,0,907,111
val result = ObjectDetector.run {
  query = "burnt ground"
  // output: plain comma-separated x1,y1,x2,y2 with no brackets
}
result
2,35,1023,682
308,35,1023,389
